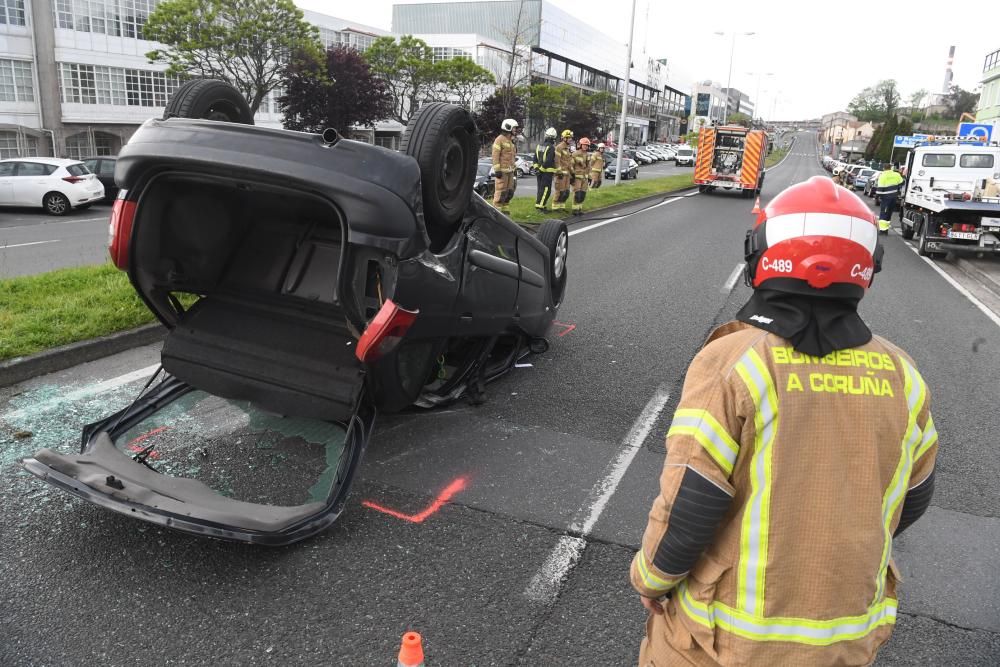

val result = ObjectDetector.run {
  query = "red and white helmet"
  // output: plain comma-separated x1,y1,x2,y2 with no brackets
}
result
744,176,881,291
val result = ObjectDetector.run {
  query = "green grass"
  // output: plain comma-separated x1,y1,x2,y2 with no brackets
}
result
0,263,157,362
509,173,695,224
765,145,790,168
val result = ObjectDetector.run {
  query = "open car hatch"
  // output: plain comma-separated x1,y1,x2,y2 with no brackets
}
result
21,371,374,546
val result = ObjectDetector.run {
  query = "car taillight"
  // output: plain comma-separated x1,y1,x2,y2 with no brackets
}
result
355,299,419,363
63,175,85,184
108,192,136,270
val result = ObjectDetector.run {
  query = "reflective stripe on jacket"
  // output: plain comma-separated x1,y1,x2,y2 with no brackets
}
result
492,133,515,172
631,321,937,665
555,140,572,174
590,152,605,173
571,150,591,178
535,142,557,173
875,170,904,196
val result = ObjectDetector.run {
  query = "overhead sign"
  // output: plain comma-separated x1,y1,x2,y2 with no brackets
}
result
893,134,929,149
957,122,993,144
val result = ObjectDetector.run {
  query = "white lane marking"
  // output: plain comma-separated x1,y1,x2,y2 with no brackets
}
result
2,216,107,230
568,196,687,237
2,363,160,422
723,263,746,293
2,240,60,249
903,245,1000,329
524,385,672,603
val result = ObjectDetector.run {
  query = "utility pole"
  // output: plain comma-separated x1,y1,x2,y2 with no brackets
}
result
614,0,637,186
717,31,754,124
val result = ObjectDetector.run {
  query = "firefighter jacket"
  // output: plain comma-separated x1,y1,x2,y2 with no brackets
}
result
590,151,605,175
492,133,516,174
875,170,904,196
631,321,937,667
534,140,557,173
555,139,573,175
570,150,591,179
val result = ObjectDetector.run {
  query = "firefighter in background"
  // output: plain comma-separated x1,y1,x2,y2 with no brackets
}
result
632,176,936,666
590,142,606,189
570,137,592,216
492,118,519,214
534,127,558,210
553,129,574,208
875,163,905,234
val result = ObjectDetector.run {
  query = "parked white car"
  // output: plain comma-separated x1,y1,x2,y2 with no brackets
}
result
0,157,105,215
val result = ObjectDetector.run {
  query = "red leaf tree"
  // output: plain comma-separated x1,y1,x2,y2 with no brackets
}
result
280,45,392,135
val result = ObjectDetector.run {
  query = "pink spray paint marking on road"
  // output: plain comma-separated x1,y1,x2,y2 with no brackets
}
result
362,477,468,524
125,425,169,460
553,321,576,337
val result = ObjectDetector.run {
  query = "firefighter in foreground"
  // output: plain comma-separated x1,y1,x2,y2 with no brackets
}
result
875,164,904,234
534,127,558,210
492,118,519,214
553,129,574,209
570,137,592,215
631,176,937,666
590,142,606,189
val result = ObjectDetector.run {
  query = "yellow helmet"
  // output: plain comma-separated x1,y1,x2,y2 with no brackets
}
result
561,129,574,139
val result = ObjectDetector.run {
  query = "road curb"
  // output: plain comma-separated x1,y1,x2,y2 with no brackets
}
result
0,323,164,389
555,185,699,226
955,258,1000,295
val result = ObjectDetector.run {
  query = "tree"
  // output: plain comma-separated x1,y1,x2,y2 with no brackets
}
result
365,35,439,125
430,57,496,110
728,112,752,127
496,0,533,117
909,88,928,111
476,87,525,146
524,83,569,132
590,91,621,140
280,46,392,135
876,80,901,120
847,80,901,122
945,84,979,118
144,0,320,114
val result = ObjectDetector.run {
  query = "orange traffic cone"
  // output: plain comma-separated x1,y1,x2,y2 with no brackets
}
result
397,631,425,667
751,196,762,215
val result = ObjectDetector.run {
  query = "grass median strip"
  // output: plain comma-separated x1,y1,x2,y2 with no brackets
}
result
0,263,156,362
510,173,694,224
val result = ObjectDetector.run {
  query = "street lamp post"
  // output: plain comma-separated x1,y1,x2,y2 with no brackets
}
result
716,31,755,124
615,0,637,186
747,71,773,127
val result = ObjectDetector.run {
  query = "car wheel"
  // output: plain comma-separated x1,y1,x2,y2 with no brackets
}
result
43,192,70,216
401,102,478,230
163,79,254,124
916,219,939,257
900,219,915,240
537,219,568,308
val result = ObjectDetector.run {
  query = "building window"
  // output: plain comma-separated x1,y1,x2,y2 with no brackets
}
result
65,132,114,159
566,64,581,84
0,59,34,102
581,68,595,88
0,131,38,158
55,0,157,39
1,0,26,25
60,62,180,106
531,54,548,75
549,58,566,80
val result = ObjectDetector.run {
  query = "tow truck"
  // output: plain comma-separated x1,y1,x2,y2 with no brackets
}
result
694,125,767,197
898,136,1000,258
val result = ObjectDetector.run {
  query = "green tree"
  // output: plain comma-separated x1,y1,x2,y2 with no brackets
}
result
525,83,570,132
847,80,901,122
144,0,320,114
728,112,752,127
365,35,438,125
909,88,928,111
560,89,601,139
430,57,496,110
945,84,979,118
589,91,621,140
476,87,525,147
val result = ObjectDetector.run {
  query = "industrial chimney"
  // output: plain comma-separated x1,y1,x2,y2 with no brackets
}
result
941,45,955,93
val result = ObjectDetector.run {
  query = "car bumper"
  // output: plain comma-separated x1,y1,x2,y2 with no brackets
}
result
922,238,1000,255
75,192,105,205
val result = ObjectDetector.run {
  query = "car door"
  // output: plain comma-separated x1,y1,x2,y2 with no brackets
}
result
94,158,117,198
13,161,55,206
0,161,15,204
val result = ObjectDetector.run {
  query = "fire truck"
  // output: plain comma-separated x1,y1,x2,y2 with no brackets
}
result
694,125,767,197
898,136,1000,258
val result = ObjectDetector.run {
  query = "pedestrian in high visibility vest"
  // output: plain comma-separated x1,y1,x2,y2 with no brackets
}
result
632,176,936,666
570,137,592,215
590,142,606,189
534,127,558,210
553,129,574,207
492,118,519,214
875,164,905,234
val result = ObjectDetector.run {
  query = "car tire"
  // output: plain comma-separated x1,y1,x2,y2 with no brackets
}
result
43,192,70,216
164,79,254,124
537,219,568,308
401,102,478,230
916,219,941,258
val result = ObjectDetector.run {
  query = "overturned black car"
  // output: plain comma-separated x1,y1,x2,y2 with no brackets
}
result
21,80,568,545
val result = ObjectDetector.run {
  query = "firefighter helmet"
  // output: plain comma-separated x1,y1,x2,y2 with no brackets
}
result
545,127,558,139
561,129,574,139
578,137,591,147
501,118,519,132
744,176,881,292
596,142,605,149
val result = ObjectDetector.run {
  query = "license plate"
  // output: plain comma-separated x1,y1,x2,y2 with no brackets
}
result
948,231,979,240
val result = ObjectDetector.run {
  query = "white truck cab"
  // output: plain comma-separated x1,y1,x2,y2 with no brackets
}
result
899,138,1000,257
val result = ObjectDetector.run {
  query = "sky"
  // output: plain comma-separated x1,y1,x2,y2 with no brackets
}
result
299,0,997,121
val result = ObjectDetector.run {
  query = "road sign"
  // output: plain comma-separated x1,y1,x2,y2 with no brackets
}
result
893,134,929,149
957,122,993,144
